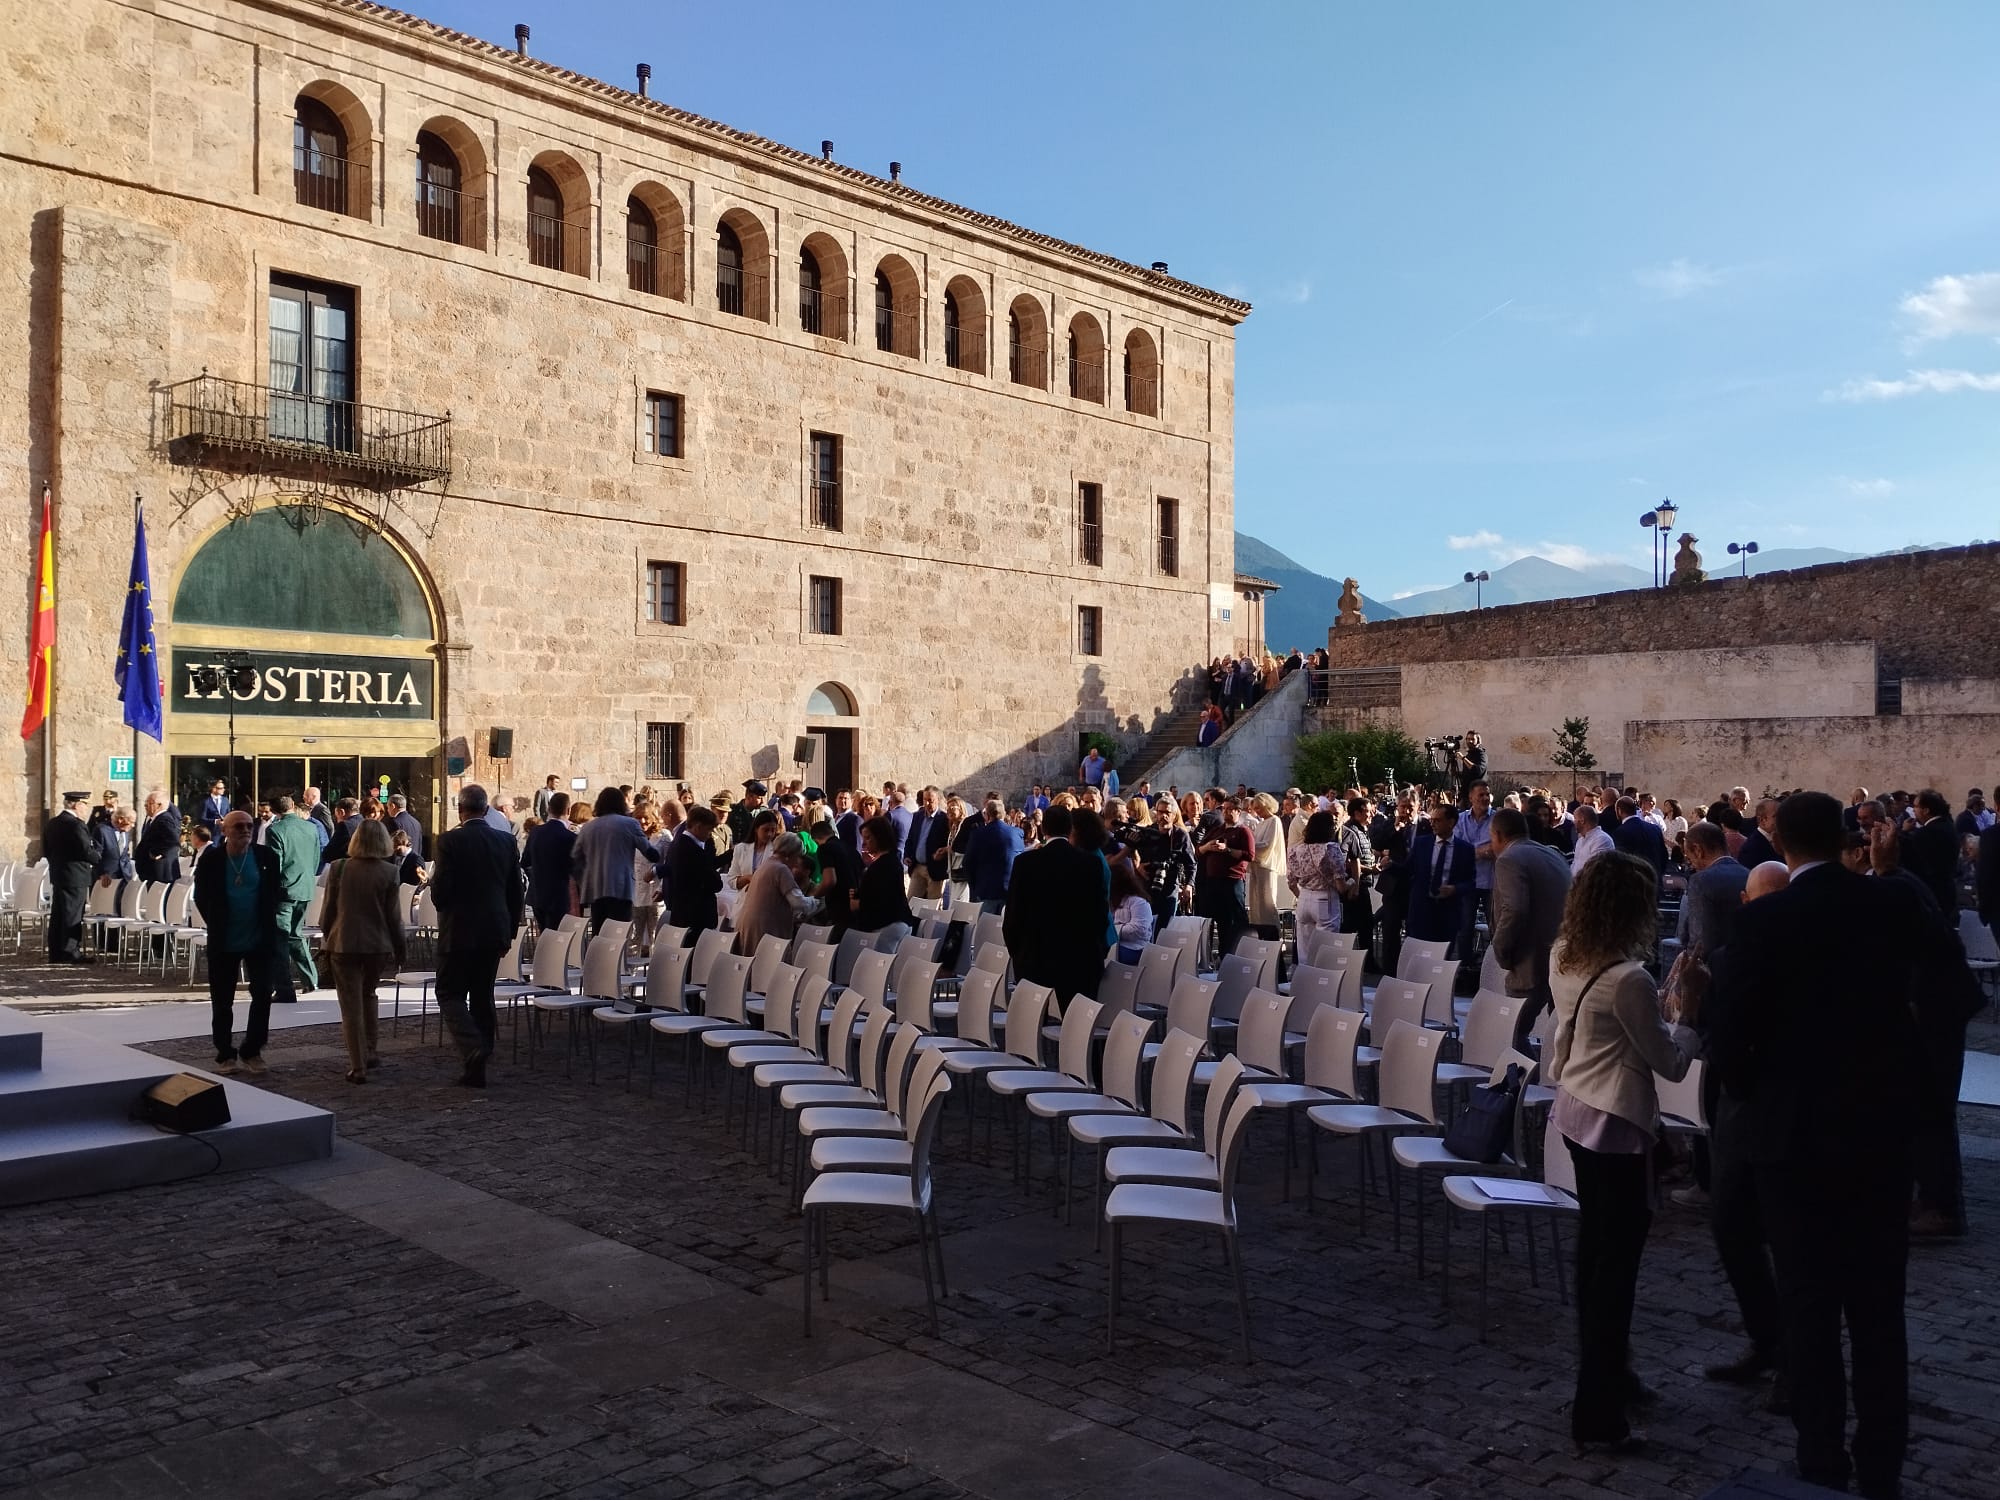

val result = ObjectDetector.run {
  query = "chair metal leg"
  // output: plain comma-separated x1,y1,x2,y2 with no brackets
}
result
1224,1229,1252,1363
1281,1110,1294,1202
1524,1204,1540,1287
1105,1221,1122,1352
1478,1212,1491,1341
916,1209,939,1338
802,1208,814,1337
929,1205,949,1301
1390,1147,1403,1251
1414,1165,1427,1275
1440,1201,1453,1308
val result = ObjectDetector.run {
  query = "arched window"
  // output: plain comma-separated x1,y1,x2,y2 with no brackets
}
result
717,222,744,314
1007,294,1048,389
293,97,349,214
176,508,433,640
626,195,658,293
800,247,824,333
1123,328,1161,416
941,276,986,374
526,166,563,270
1067,312,1106,403
874,269,895,352
806,681,856,717
415,129,467,245
1009,310,1023,381
943,290,961,369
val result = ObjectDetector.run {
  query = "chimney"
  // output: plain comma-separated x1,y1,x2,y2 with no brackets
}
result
1151,261,1169,273
513,23,529,56
821,139,834,162
636,63,651,97
889,161,902,183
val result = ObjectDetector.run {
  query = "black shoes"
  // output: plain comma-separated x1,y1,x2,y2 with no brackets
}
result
1704,1346,1777,1384
455,1055,487,1089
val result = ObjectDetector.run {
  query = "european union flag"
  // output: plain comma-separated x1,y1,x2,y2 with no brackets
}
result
115,499,163,742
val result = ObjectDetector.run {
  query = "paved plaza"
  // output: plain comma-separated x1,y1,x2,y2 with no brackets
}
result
3,964,1997,1500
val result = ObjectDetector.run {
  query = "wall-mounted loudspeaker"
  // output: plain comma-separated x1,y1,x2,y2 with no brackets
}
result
488,727,514,760
793,736,816,765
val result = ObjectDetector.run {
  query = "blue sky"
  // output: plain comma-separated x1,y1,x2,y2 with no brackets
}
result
423,1,1999,598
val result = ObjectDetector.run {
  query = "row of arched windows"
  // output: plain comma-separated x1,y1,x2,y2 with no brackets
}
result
291,86,1162,417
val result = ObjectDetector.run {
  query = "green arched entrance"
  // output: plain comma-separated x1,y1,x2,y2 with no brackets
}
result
166,504,443,833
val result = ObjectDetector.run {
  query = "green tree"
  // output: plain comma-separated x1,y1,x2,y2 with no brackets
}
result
1551,716,1598,799
1293,723,1429,795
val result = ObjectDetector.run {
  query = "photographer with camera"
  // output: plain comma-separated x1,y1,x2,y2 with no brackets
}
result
1454,729,1487,800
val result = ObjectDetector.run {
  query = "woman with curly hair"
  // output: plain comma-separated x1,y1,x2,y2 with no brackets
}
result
1547,851,1703,1448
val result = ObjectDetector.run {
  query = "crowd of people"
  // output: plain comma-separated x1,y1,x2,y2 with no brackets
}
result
33,733,2000,1498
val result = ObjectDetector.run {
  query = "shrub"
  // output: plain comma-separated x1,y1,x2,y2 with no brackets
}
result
1293,723,1428,794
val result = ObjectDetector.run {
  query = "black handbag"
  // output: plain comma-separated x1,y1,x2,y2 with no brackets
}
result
1442,1061,1525,1164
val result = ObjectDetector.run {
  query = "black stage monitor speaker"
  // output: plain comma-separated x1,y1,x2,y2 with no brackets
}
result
793,735,816,765
489,726,515,760
139,1073,232,1133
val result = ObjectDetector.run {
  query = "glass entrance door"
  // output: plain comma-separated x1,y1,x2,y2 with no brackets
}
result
256,758,306,808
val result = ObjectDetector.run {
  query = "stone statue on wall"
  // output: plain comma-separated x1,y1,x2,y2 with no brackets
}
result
1670,534,1706,587
1335,578,1366,627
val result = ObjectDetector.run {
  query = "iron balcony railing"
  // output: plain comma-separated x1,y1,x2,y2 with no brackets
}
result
945,319,986,374
415,179,483,247
1125,371,1160,416
1079,517,1103,566
1158,532,1179,578
1009,340,1047,388
717,264,770,320
1068,355,1107,404
809,478,843,531
293,150,367,217
156,374,451,490
627,239,685,299
799,284,849,338
875,304,920,357
527,211,591,275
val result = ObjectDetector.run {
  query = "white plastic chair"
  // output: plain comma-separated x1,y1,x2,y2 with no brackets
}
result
1440,1114,1580,1335
1133,942,1186,1016
1307,1020,1444,1235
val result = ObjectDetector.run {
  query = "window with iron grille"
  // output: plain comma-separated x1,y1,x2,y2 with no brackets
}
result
644,560,684,625
1156,496,1179,577
1077,605,1102,657
809,432,842,530
644,721,684,780
1078,482,1103,567
808,575,843,636
643,391,681,457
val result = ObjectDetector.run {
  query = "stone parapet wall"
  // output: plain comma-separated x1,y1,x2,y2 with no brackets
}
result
1623,715,2000,804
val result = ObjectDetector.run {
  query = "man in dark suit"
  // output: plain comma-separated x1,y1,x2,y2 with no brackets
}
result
665,804,725,939
387,793,426,861
1488,808,1571,1046
1900,789,1960,917
135,788,183,885
427,784,524,1089
1710,792,1965,1500
197,778,232,838
1609,796,1668,878
522,792,577,933
903,785,950,901
42,791,102,963
1979,819,2000,936
92,812,136,885
1003,804,1110,1002
1736,797,1781,870
192,809,284,1072
963,797,1023,908
1404,805,1474,946
1678,821,1749,957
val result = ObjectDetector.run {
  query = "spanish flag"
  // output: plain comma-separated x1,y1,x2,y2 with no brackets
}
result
20,483,52,739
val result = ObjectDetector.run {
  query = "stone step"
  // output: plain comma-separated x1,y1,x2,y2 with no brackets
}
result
0,1024,40,1070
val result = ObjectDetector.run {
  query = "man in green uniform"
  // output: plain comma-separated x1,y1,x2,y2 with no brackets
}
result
264,793,323,1000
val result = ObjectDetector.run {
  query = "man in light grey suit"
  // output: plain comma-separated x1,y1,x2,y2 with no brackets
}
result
1679,821,1749,958
1489,807,1572,1048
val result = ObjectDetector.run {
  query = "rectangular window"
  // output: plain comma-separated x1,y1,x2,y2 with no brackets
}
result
1078,482,1103,567
644,722,684,780
808,575,843,636
1156,496,1179,577
643,392,681,457
809,432,842,530
1077,605,1102,657
268,274,355,452
644,560,684,625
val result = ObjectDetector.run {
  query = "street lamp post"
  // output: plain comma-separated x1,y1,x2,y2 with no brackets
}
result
1462,570,1490,609
1639,500,1680,587
1726,540,1760,578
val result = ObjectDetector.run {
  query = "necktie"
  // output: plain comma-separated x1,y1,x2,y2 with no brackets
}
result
1433,840,1447,894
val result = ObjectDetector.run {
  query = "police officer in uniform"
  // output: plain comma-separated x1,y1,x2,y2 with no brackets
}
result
43,791,102,963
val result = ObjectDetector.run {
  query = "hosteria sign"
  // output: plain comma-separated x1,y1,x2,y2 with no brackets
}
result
170,648,434,720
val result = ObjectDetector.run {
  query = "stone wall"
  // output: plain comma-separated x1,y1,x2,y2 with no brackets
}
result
0,0,1247,841
1623,715,2000,803
1145,668,1306,796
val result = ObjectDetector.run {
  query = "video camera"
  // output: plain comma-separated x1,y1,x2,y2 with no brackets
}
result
1423,734,1465,754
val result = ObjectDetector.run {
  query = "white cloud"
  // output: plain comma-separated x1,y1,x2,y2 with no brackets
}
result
1446,530,1504,551
1391,584,1447,600
1496,540,1636,571
1276,278,1313,305
1634,258,1727,299
1828,368,2000,401
1837,476,1897,499
1900,272,2000,342
1623,476,1651,487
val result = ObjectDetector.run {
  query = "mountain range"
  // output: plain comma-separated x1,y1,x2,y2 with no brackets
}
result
1234,532,1886,638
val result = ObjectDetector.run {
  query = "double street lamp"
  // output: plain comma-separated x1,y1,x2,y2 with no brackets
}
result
1462,570,1490,609
1727,540,1760,578
1638,499,1680,587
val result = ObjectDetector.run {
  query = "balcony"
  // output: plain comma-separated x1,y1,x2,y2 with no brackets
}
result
155,374,452,492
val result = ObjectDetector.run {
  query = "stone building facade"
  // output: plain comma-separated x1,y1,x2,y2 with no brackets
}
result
3,0,1247,840
1318,544,2000,799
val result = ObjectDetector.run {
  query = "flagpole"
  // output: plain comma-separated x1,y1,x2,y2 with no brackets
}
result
41,480,52,828
131,493,142,810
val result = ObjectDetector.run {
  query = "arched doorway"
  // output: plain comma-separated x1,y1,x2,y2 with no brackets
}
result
802,681,858,792
168,503,444,834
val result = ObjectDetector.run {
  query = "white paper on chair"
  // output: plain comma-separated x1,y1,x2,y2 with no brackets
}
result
1474,1179,1562,1205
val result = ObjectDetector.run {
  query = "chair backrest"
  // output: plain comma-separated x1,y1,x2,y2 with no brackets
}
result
704,954,753,1024
880,1023,929,1113
1214,1089,1263,1213
1409,957,1458,1027
413,886,438,930
116,881,142,920
1100,1012,1155,1107
1149,1027,1205,1132
1284,966,1344,1037
1233,935,1280,989
894,962,942,1029
888,935,940,1009
1400,939,1450,975
793,922,834,954
529,925,579,990
495,926,527,984
972,910,1006,958
954,965,1004,1046
1166,912,1216,968
1235,987,1291,1076
1479,943,1503,993
853,1002,896,1092
1302,1006,1366,1100
1457,991,1520,1071
688,926,734,987
556,912,586,931
1303,929,1358,966
162,881,195,926
1094,960,1141,1024
831,927,871,986
971,940,1013,987
748,934,789,996
899,1043,951,1123
817,981,864,1071
1055,996,1106,1082
794,940,836,985
580,921,632,999
1541,1114,1578,1195
1656,1058,1707,1129
643,941,690,1010
1003,982,1055,1061
849,949,894,1011
1530,1001,1559,1065
919,913,951,940
1162,975,1219,1046
86,881,116,917
1134,942,1186,1013
1212,953,1259,1022
1203,1052,1249,1151
1491,1047,1537,1086
908,1071,955,1208
1959,911,1999,962
1378,1020,1443,1122
1368,978,1430,1043
763,963,806,1039
658,923,689,953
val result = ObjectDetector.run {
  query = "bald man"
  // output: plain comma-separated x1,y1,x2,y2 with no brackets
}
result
191,810,285,1074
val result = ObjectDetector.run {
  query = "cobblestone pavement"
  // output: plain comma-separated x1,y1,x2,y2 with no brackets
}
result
3,978,1997,1499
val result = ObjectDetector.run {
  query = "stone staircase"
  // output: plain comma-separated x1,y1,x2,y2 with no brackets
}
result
1119,699,1212,788
0,1005,333,1206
